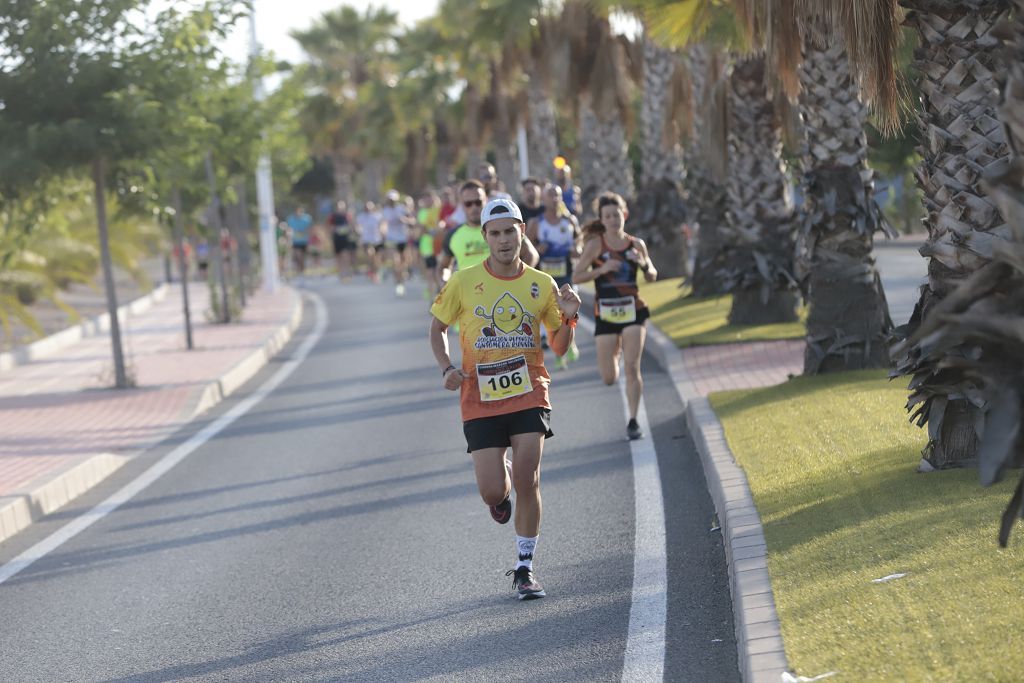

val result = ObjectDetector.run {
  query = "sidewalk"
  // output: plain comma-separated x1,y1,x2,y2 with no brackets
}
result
0,282,302,544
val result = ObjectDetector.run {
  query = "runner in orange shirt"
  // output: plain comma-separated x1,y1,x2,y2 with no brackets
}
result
428,197,581,600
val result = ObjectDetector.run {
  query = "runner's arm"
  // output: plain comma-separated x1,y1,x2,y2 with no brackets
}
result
548,284,581,357
429,316,465,390
525,218,542,252
569,216,582,256
636,238,658,282
436,229,456,281
571,238,612,284
519,234,540,267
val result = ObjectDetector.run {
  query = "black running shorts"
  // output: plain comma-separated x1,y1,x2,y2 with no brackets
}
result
462,407,553,453
594,306,650,336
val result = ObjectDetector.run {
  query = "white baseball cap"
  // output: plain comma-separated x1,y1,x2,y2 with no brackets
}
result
481,197,523,226
385,189,400,201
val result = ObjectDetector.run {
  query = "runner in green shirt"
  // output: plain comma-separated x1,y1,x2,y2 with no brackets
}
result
436,180,540,284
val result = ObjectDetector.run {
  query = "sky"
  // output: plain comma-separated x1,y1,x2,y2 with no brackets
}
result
224,0,440,66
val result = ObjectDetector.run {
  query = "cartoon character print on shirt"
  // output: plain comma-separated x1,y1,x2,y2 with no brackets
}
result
473,291,536,349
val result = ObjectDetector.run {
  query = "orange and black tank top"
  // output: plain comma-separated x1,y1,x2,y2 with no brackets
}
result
592,234,647,312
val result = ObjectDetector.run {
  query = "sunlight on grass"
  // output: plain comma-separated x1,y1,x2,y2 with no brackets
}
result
710,370,1024,680
640,278,806,347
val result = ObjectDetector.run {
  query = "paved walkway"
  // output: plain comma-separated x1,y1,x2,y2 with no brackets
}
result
0,283,299,499
677,237,927,396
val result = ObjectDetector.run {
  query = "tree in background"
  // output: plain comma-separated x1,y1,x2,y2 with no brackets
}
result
291,6,400,202
0,0,181,387
567,3,635,213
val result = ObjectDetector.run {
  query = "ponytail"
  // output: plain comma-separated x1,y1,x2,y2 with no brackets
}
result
583,219,605,240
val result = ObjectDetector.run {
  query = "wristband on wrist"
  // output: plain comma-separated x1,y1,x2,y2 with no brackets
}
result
561,312,579,328
442,364,456,376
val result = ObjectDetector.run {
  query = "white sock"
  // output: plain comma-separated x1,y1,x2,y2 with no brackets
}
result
516,535,538,570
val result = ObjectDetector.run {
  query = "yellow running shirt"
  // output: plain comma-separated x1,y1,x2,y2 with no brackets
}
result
431,260,564,422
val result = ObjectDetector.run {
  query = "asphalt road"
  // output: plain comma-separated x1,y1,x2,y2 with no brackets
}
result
875,238,928,328
0,277,739,682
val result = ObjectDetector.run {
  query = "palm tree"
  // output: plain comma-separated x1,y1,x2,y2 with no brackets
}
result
795,23,896,373
891,0,1012,468
684,42,731,295
721,55,800,324
716,0,1012,465
567,3,635,215
292,6,400,202
630,31,691,278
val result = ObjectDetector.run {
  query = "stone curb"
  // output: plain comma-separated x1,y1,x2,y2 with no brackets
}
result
581,288,789,681
0,286,303,547
0,283,171,373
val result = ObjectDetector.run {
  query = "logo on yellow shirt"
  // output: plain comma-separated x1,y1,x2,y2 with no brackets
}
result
473,291,536,349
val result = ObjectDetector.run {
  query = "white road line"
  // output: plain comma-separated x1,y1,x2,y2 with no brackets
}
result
577,316,668,681
0,292,328,586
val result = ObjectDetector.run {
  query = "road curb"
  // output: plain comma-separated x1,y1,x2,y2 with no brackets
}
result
686,397,788,682
583,288,789,681
0,286,303,547
0,283,170,373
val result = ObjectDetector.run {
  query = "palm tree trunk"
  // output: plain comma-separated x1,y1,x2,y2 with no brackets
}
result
640,39,684,186
489,63,519,191
724,57,799,324
798,32,894,374
686,44,730,296
578,97,634,219
633,38,689,279
527,95,559,179
894,0,1012,468
92,157,129,388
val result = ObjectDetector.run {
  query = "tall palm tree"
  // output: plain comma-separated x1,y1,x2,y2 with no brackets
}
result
716,0,1012,465
527,13,569,178
292,6,399,202
631,32,691,278
567,3,635,215
685,42,731,295
892,0,1012,468
391,18,461,192
796,23,896,374
721,55,800,324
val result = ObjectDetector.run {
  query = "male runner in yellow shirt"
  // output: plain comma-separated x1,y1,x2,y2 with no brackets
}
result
428,197,581,600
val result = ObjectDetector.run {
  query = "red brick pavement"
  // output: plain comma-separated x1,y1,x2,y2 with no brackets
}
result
680,339,804,396
0,284,299,497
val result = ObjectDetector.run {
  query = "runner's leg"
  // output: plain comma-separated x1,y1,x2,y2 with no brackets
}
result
509,432,544,537
596,334,622,385
621,324,647,420
472,447,511,506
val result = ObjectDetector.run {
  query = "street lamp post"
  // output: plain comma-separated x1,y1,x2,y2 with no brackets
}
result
250,7,280,293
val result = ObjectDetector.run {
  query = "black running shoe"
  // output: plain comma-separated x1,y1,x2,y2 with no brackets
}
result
506,566,546,600
627,418,643,440
489,496,512,524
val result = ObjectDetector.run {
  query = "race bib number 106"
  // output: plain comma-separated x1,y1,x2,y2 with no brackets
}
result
477,355,533,402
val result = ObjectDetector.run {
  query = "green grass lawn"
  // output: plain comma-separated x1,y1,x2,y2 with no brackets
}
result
710,370,1024,681
640,277,806,347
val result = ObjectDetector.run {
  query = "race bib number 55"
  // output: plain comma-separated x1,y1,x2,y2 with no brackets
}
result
598,296,636,324
477,355,533,402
